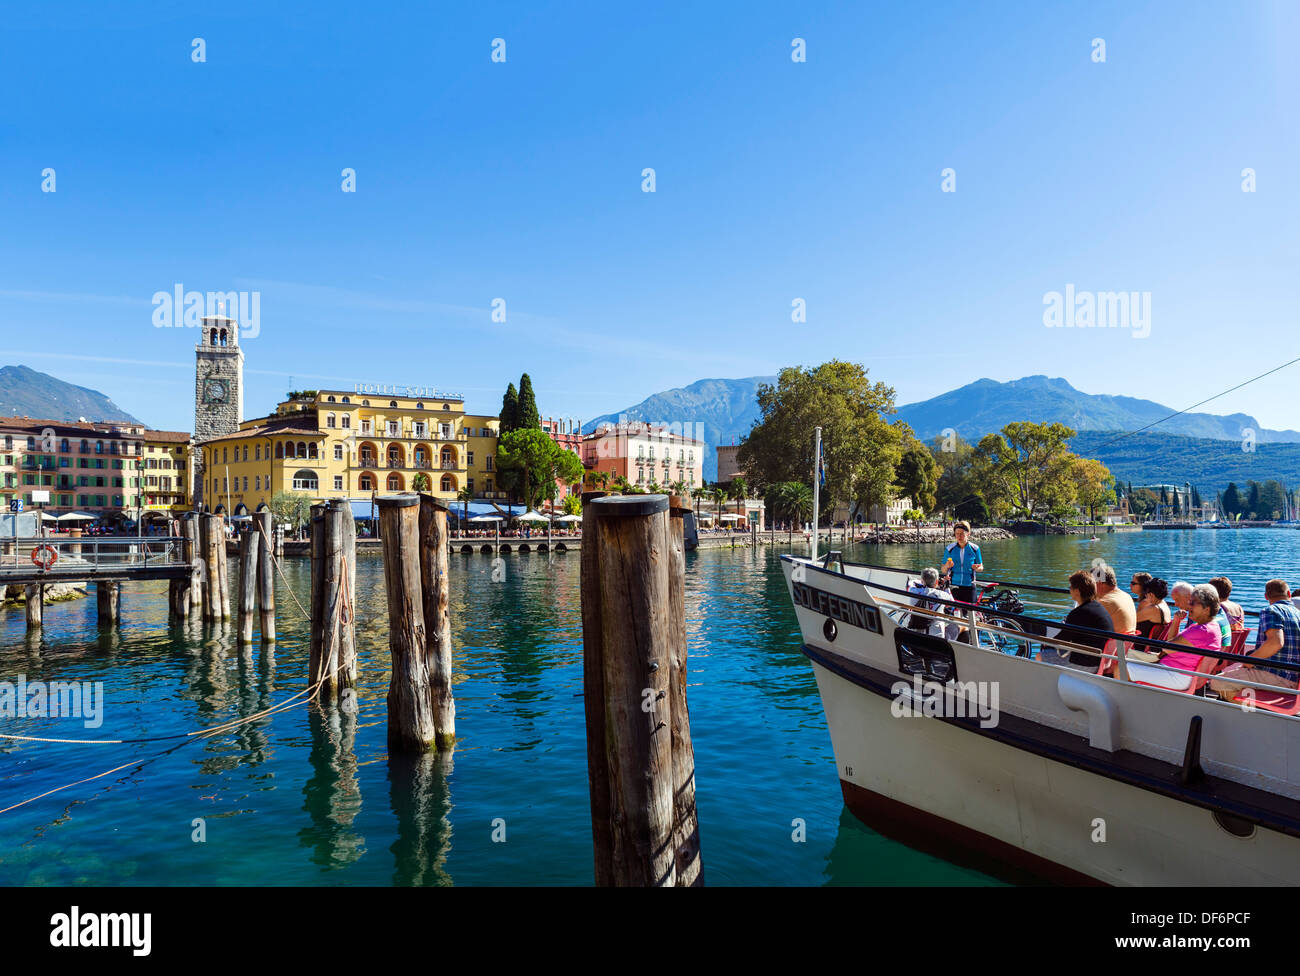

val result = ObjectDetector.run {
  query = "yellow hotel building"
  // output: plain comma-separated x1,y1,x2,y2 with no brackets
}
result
197,390,502,515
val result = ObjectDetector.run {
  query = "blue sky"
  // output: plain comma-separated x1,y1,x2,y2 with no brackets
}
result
1,1,1297,434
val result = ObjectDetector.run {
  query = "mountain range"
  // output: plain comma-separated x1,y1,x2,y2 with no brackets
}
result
593,373,1300,491
0,365,144,425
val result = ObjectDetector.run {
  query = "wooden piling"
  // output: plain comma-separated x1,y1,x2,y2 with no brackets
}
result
338,500,356,688
237,529,260,644
668,495,703,885
582,493,699,886
199,514,214,621
309,503,327,695
378,494,438,752
185,516,202,619
255,510,276,643
418,494,455,750
216,516,231,620
24,584,42,630
96,581,120,624
579,491,613,885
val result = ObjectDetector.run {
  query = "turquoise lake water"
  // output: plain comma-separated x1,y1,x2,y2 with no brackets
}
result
1,528,1295,885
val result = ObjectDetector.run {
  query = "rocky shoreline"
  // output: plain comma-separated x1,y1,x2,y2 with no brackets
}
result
856,526,1016,545
1,582,87,607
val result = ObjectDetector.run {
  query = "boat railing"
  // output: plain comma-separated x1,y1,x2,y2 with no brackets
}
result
840,570,1300,694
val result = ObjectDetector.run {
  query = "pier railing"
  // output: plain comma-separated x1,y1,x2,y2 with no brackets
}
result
0,535,188,578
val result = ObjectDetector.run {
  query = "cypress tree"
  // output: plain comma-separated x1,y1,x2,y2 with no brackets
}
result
517,373,540,429
500,383,520,435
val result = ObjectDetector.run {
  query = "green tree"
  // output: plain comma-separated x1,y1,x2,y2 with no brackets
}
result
1258,479,1286,519
269,490,312,538
728,476,749,521
456,486,473,525
737,361,903,526
497,428,558,509
499,383,520,436
1247,481,1261,518
562,493,582,516
896,438,938,514
517,373,540,430
974,421,1079,519
412,472,431,492
1069,457,1113,523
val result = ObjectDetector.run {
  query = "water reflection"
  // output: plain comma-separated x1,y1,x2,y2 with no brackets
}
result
299,703,365,869
387,750,453,886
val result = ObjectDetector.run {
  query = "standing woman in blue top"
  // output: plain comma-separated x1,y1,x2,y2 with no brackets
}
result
941,521,984,641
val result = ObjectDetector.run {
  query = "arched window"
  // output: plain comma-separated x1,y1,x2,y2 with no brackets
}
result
341,396,350,403
242,445,248,461
389,400,397,408
95,440,104,454
219,329,227,345
362,399,369,406
416,402,424,410
222,447,228,464
297,441,307,458
255,445,261,460
341,415,350,428
442,403,449,410
326,414,336,428
388,473,403,491
275,442,284,459
359,474,374,491
81,439,89,453
210,328,218,345
60,439,69,452
292,469,318,491
440,447,455,467
327,395,336,402
307,443,318,458
440,475,453,492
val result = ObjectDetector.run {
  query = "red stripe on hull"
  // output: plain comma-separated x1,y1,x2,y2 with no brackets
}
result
840,778,1106,887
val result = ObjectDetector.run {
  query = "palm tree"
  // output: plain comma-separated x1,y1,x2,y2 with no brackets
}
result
456,486,473,530
412,472,431,492
729,477,748,526
712,485,726,528
612,475,631,495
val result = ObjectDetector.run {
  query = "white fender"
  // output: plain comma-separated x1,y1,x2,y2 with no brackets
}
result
1057,673,1120,752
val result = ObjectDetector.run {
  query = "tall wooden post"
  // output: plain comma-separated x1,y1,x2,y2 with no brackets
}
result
418,494,455,749
668,496,702,885
582,493,699,886
237,529,259,644
378,494,438,752
216,516,231,620
184,515,201,619
255,510,276,643
24,584,42,630
309,503,328,696
200,514,217,622
580,491,613,885
96,580,120,624
311,499,357,700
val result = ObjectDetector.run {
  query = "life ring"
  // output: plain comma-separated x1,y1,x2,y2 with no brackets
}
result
31,545,58,571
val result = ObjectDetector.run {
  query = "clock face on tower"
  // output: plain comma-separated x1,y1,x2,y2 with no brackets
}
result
205,378,229,404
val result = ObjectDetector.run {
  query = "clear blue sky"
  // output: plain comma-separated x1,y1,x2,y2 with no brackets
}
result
1,1,1297,433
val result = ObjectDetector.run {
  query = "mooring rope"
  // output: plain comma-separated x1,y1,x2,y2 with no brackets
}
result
0,545,358,815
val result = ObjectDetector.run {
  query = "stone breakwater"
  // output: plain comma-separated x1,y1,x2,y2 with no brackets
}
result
2,582,87,606
857,526,1016,545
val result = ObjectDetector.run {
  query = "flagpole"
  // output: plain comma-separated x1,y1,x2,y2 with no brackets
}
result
811,426,822,561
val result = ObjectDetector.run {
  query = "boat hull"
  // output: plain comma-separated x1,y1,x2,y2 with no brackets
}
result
785,556,1300,885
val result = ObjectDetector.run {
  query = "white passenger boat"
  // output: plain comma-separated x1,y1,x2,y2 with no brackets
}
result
782,553,1300,885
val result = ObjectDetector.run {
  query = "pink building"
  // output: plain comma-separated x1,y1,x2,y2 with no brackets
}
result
582,421,704,491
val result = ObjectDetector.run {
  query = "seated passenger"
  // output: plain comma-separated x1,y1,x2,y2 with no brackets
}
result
1127,583,1221,690
1093,564,1136,635
1134,577,1171,639
906,568,945,635
1209,576,1246,633
1129,571,1152,603
1210,579,1300,701
1060,570,1114,669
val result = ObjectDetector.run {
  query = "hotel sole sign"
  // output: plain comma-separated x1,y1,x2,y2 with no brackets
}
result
353,383,464,400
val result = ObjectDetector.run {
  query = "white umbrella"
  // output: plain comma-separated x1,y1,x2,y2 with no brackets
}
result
57,511,97,521
39,511,58,521
555,514,581,523
470,514,503,522
517,510,549,522
719,513,742,521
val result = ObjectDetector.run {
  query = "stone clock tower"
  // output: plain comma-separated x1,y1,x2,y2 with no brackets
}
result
194,312,244,509
195,312,243,439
